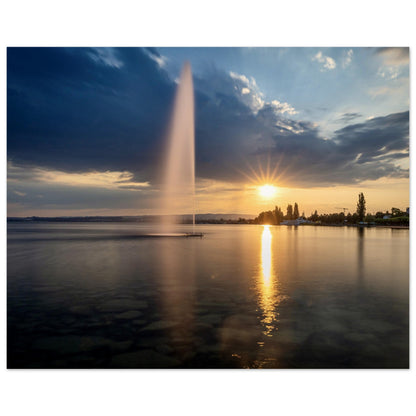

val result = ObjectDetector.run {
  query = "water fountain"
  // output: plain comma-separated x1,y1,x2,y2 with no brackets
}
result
160,62,202,237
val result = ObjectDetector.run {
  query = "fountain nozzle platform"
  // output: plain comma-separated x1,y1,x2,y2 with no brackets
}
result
186,232,204,238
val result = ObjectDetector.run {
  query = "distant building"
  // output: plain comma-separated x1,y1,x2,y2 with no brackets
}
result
383,214,391,219
281,217,311,226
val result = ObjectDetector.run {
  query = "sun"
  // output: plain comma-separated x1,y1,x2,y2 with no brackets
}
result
259,184,278,198
237,156,283,199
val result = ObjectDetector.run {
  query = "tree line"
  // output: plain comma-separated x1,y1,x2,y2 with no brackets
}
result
253,193,409,226
254,202,301,225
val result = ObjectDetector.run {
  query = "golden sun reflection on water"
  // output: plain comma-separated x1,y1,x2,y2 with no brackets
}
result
261,225,272,281
258,225,278,336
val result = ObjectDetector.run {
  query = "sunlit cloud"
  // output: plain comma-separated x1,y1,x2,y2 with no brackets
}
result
312,51,336,71
8,162,150,191
275,119,304,134
375,47,409,66
229,71,250,84
230,70,265,112
230,71,297,116
374,48,408,85
271,100,298,115
143,48,168,68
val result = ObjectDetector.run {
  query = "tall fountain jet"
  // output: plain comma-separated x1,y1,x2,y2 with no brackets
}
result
161,62,198,235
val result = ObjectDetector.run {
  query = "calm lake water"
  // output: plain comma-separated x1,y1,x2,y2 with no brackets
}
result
7,222,409,368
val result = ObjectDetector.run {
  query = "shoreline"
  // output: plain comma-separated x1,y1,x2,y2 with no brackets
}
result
6,218,409,230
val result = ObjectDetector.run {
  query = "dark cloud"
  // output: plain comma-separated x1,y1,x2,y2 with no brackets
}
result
7,48,409,191
260,111,409,186
336,112,362,123
192,66,408,186
8,47,174,181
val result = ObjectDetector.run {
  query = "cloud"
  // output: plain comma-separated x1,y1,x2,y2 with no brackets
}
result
7,47,175,184
13,190,26,197
8,162,150,190
7,47,409,197
143,47,168,68
368,77,408,97
262,111,409,186
7,182,156,213
270,100,298,115
377,66,399,80
375,47,409,66
229,71,250,84
336,112,362,123
342,49,353,68
194,67,408,187
374,47,409,83
229,71,297,115
229,71,265,112
7,162,157,215
312,51,336,71
87,48,124,69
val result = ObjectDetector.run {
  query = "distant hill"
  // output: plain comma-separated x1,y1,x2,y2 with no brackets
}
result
196,213,254,220
7,213,255,223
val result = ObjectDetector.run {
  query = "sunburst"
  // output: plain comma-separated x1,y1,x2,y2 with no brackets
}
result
236,155,288,198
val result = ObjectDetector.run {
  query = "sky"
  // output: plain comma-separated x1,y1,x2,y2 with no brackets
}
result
7,47,409,217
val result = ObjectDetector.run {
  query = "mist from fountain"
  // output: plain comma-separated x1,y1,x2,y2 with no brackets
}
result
160,62,196,235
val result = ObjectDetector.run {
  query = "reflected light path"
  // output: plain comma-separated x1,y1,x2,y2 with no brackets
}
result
261,225,272,281
258,225,278,336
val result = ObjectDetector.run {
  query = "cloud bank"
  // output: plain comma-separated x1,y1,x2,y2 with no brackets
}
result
8,47,409,194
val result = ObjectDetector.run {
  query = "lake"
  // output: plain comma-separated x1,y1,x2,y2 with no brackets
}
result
7,222,409,368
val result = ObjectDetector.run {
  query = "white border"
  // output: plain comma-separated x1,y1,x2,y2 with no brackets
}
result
1,1,414,415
